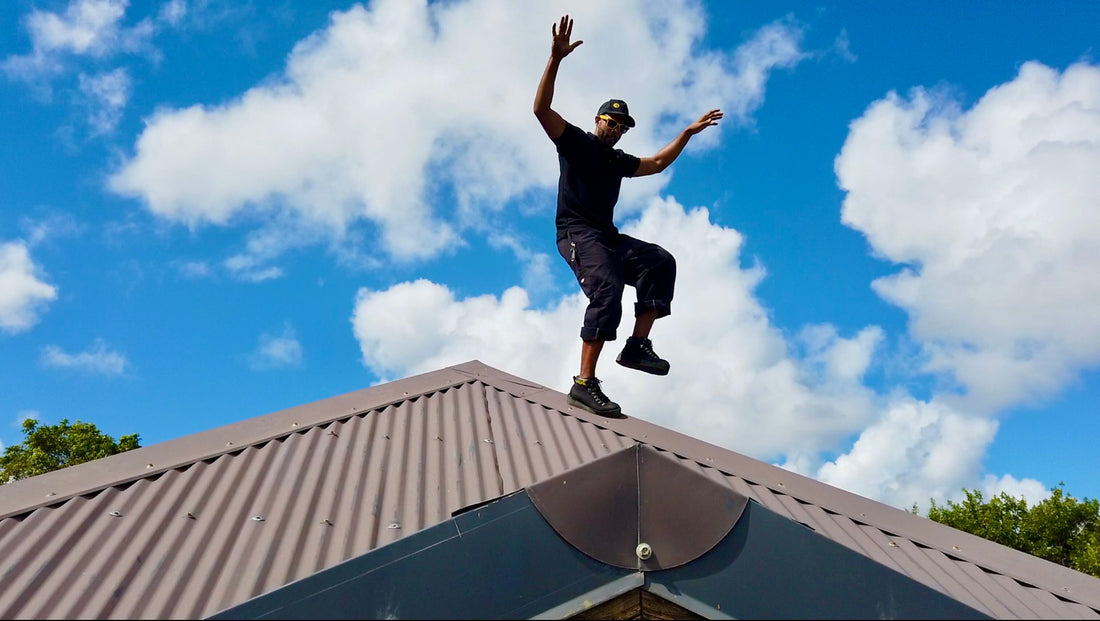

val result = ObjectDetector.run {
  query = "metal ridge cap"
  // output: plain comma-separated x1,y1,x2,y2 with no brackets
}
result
450,359,552,398
0,364,478,520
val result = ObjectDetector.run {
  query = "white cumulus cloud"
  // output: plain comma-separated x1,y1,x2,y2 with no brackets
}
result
814,397,999,512
0,241,58,334
109,0,809,264
836,60,1100,414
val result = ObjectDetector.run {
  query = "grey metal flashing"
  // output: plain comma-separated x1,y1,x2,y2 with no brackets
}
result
644,500,989,619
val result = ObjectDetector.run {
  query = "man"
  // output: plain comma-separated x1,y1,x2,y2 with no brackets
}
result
534,15,723,417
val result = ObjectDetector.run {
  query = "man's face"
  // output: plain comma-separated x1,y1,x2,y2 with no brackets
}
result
594,114,630,146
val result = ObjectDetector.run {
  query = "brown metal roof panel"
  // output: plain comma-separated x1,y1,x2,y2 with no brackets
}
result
987,571,1096,620
917,544,1017,619
748,486,805,522
772,489,823,532
447,384,506,505
851,523,933,580
108,466,218,618
803,504,896,563
956,561,1049,619
0,367,478,522
488,397,562,489
1,496,104,619
718,473,768,504
885,536,995,616
59,477,179,619
1034,591,1100,621
488,392,604,490
172,449,280,618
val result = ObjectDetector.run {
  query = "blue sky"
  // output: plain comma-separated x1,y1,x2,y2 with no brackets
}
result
2,0,1098,511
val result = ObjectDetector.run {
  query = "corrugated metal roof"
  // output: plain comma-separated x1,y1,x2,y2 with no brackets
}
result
0,360,1097,619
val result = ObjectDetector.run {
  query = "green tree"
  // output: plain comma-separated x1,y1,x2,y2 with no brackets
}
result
925,484,1100,578
0,418,140,484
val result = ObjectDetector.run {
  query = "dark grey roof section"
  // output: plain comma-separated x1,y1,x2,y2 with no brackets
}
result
213,448,988,620
0,360,1098,619
210,490,635,620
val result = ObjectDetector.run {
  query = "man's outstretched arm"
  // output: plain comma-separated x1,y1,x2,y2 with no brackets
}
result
534,15,582,140
634,109,724,177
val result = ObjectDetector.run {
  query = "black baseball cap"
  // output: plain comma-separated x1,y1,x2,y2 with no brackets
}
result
597,99,635,127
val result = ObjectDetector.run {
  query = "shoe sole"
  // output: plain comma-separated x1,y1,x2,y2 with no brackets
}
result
615,357,670,376
567,396,626,418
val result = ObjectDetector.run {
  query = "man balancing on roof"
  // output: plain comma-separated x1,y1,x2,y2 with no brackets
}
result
534,14,723,418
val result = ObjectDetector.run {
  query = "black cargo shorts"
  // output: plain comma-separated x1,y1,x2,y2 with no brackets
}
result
556,227,676,342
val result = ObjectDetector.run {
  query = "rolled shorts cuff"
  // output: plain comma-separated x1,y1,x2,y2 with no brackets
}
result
580,326,617,342
636,300,671,319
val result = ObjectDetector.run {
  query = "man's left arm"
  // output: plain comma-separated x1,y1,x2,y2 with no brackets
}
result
633,109,723,177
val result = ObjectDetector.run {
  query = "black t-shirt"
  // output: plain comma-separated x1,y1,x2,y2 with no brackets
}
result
553,122,640,233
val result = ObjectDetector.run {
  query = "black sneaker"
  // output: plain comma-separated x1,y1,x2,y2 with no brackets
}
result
567,376,624,417
616,336,670,375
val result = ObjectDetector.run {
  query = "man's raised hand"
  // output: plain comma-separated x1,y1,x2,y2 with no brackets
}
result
551,15,582,59
687,109,724,135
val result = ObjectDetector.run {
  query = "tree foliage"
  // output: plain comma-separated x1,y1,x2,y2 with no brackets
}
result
0,418,140,484
924,485,1100,578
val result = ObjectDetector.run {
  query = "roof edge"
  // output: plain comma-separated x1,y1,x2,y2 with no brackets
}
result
0,363,483,520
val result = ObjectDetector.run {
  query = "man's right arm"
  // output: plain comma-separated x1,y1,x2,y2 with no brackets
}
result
534,15,582,141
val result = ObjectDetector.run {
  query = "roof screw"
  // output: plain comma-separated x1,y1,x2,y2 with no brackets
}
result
252,515,265,522
388,522,401,529
889,542,898,547
292,422,299,428
482,438,493,444
435,436,443,441
952,545,960,551
226,441,234,446
384,434,390,440
109,510,122,517
328,430,338,437
185,512,196,520
636,542,653,560
146,463,154,469
46,491,56,497
321,519,333,526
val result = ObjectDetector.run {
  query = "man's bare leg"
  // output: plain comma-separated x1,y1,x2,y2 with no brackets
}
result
579,339,604,378
632,309,658,338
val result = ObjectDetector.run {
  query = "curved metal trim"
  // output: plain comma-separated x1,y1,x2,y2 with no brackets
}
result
527,443,749,570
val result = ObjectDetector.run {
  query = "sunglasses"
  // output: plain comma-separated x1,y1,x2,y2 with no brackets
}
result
599,114,630,133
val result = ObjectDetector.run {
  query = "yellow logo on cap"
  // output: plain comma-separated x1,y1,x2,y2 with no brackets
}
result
613,102,621,109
